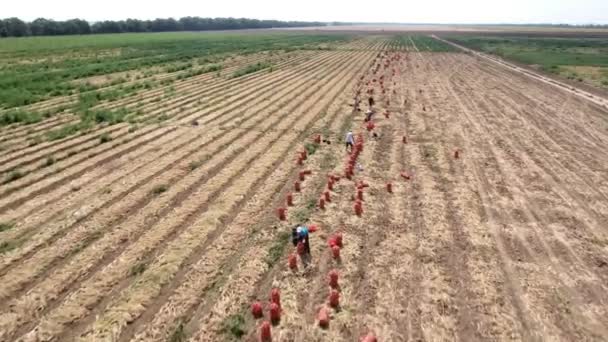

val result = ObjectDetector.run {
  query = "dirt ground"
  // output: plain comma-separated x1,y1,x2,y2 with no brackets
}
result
0,36,607,342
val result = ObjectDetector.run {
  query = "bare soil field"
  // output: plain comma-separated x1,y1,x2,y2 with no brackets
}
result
289,25,608,38
0,35,607,342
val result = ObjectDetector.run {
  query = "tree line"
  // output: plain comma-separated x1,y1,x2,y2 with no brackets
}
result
0,17,326,37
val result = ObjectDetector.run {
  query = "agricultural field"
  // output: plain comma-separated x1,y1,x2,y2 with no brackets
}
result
448,35,608,89
0,31,607,342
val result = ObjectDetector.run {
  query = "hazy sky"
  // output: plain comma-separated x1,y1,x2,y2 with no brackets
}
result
4,0,608,24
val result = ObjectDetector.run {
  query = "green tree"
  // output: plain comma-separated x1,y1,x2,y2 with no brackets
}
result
4,17,29,37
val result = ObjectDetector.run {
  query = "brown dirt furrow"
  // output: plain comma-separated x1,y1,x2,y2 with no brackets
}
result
445,55,605,340
0,51,356,333
421,52,524,340
475,64,608,203
471,56,608,147
451,63,608,331
10,48,360,342
487,91,608,205
441,72,540,341
458,58,608,260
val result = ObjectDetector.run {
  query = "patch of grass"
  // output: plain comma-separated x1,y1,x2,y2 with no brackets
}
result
156,114,169,122
168,322,187,342
189,160,203,171
99,132,112,144
0,241,16,254
304,142,318,156
128,125,139,133
220,314,245,339
292,199,315,223
129,263,147,276
0,222,15,233
265,230,292,267
71,230,103,254
3,170,24,184
0,33,349,109
0,109,43,126
28,136,43,147
232,61,273,78
46,120,94,141
151,184,168,195
42,156,55,168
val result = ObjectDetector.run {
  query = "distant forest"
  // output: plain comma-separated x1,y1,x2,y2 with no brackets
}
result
0,17,326,37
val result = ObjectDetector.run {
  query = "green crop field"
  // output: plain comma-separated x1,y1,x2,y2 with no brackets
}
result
0,32,348,110
449,36,608,88
388,35,457,52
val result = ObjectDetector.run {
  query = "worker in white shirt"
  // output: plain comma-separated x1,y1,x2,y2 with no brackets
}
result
345,130,355,152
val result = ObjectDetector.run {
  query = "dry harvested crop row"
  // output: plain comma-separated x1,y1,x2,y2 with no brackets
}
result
15,48,372,342
0,50,343,209
122,52,372,342
77,49,374,342
0,41,373,170
0,46,376,342
0,50,353,275
0,51,315,169
0,50,348,251
0,50,275,120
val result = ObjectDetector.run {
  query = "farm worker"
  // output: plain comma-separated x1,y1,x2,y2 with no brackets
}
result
365,109,374,122
292,224,312,266
345,130,355,152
